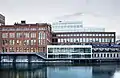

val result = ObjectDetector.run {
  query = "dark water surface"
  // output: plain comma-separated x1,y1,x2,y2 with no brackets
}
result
0,63,120,78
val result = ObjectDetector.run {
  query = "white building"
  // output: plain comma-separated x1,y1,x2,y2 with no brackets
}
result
52,21,105,32
47,45,92,59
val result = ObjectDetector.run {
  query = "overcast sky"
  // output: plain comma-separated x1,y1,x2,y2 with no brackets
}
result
0,0,120,38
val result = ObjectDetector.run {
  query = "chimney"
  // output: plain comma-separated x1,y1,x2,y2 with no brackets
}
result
21,20,26,25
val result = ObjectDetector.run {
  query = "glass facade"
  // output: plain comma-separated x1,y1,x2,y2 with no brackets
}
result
47,45,92,59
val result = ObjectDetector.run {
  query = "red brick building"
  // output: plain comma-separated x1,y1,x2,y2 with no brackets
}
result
0,21,52,52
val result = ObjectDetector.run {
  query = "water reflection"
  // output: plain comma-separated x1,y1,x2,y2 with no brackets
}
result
0,63,120,78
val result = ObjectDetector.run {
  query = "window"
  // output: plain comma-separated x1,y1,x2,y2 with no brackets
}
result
80,34,82,36
16,33,22,38
83,34,85,36
42,33,46,39
9,40,15,45
93,34,95,36
86,38,89,42
101,54,103,57
2,33,8,38
102,38,104,42
99,34,101,36
31,33,36,38
109,34,111,36
104,54,106,57
9,33,15,38
96,34,98,36
102,34,104,36
96,38,99,42
89,34,92,36
99,38,101,42
38,40,41,45
2,40,8,45
83,38,85,42
31,40,36,45
24,33,29,38
111,38,114,42
107,54,109,57
9,47,14,52
80,38,82,42
23,40,29,45
105,34,108,36
16,40,22,45
112,34,114,36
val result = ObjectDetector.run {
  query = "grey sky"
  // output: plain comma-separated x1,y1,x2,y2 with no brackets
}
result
0,0,120,37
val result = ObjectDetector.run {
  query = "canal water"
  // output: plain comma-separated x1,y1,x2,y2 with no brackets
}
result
0,63,120,78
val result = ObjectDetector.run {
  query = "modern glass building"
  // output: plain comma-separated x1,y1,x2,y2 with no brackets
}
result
52,21,105,32
0,14,5,25
47,45,92,59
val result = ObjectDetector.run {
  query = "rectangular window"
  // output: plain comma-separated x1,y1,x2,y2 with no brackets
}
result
16,33,22,38
93,34,95,36
111,38,114,42
2,33,8,38
38,40,41,45
99,38,101,42
31,40,36,45
96,38,98,42
80,38,82,42
16,40,22,45
42,33,46,39
89,34,92,36
80,34,82,36
24,33,29,38
96,34,98,36
83,34,85,36
112,34,114,36
23,40,29,45
105,34,108,36
31,33,36,38
9,40,15,45
2,40,8,45
99,34,101,36
9,47,14,52
83,38,85,42
102,34,104,36
102,38,104,42
86,38,89,42
9,33,15,38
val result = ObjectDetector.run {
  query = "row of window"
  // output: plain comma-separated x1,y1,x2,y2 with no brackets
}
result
53,25,82,28
56,34,114,37
93,53,119,58
2,28,47,31
48,54,91,58
2,39,46,45
57,38,114,43
2,32,46,39
2,47,46,52
48,48,91,53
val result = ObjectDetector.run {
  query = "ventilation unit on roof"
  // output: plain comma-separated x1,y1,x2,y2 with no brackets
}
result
21,20,26,25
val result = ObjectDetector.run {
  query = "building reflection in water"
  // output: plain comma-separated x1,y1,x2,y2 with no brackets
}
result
0,63,47,78
0,63,120,78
